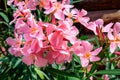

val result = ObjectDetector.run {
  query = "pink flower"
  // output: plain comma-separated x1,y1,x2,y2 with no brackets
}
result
15,18,30,34
22,34,43,55
48,31,65,50
74,9,90,26
6,33,23,56
75,41,102,67
57,18,79,44
8,0,39,10
25,0,39,10
63,8,78,19
44,1,73,20
43,23,56,36
70,40,83,55
6,32,22,48
108,22,120,53
103,74,110,80
45,48,59,64
39,0,53,10
10,9,32,25
27,18,45,39
8,47,22,57
22,51,48,67
7,0,21,6
55,50,71,64
62,0,70,4
86,19,113,35
45,46,71,64
21,33,47,67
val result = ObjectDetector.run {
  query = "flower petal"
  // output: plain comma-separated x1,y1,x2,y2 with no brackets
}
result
22,54,34,66
102,23,113,32
80,57,89,67
91,47,102,55
81,41,93,52
107,31,114,40
34,57,48,67
110,42,117,53
90,56,100,62
95,19,104,27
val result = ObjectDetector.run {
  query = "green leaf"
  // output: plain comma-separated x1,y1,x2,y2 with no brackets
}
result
71,0,83,4
73,54,80,63
0,12,9,22
13,59,22,69
34,67,45,80
46,67,79,80
86,37,96,42
80,35,89,40
37,8,42,20
34,67,50,80
0,21,11,28
94,69,120,75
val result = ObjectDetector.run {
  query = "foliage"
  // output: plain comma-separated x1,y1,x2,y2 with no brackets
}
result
0,0,120,80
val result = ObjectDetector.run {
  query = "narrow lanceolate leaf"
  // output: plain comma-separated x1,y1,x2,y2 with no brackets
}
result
0,12,9,22
71,0,83,4
13,59,22,69
34,67,45,80
94,69,120,75
46,67,80,80
34,67,50,80
0,21,11,28
73,54,80,63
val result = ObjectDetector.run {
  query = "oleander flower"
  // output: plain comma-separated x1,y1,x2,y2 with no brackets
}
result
107,22,120,53
73,41,102,67
86,19,113,35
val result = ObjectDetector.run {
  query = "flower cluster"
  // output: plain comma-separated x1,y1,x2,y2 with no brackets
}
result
6,0,120,68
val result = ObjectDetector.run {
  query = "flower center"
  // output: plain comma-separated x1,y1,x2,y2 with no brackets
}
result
15,41,21,47
31,27,37,33
39,1,45,8
84,52,91,59
68,13,73,18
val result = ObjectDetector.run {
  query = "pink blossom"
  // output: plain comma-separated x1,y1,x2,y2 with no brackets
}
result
45,47,71,64
10,9,32,25
6,33,23,56
48,31,65,50
15,18,30,34
25,0,39,10
62,0,70,4
44,1,73,20
6,33,22,48
63,8,78,19
22,34,43,55
86,19,113,35
107,22,120,53
70,40,83,55
39,0,53,10
8,47,22,57
8,0,39,10
57,18,79,44
55,50,71,64
43,23,56,36
103,74,110,80
75,41,102,67
7,0,21,6
74,9,90,26
22,51,48,67
27,18,44,39
21,34,47,67
6,0,106,68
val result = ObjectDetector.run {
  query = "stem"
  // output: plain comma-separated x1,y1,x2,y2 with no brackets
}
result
4,0,8,12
